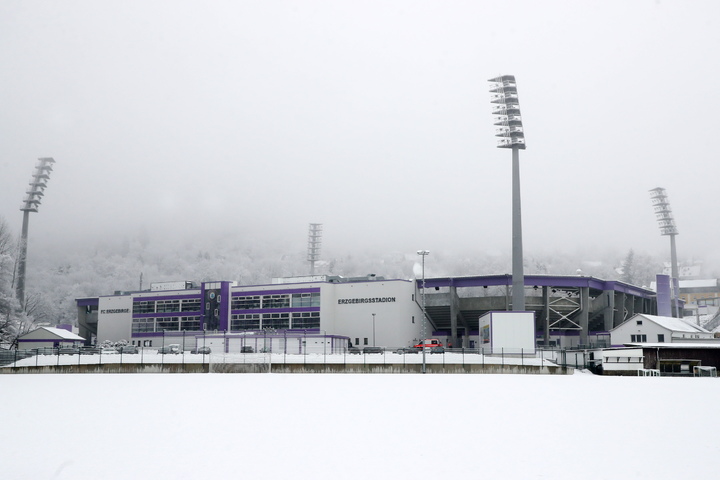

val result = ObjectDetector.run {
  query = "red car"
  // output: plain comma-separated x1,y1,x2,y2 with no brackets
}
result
413,339,443,349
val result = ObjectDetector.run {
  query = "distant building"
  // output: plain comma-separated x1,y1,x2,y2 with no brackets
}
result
17,326,85,350
609,313,715,347
77,275,425,351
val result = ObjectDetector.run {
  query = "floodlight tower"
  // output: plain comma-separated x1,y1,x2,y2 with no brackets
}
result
649,187,680,317
489,75,526,311
16,157,55,309
417,249,430,374
307,223,323,275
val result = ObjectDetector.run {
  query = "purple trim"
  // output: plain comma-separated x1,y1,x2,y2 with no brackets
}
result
133,294,200,302
18,339,83,343
133,312,200,318
231,287,321,297
220,281,231,331
230,307,320,315
419,274,656,298
76,298,99,307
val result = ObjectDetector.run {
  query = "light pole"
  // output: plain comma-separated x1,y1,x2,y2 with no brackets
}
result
649,187,680,317
417,250,430,374
307,223,323,275
371,313,376,347
16,157,55,310
489,75,526,311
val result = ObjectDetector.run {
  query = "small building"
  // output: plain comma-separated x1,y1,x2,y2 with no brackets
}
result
600,347,644,375
479,311,535,354
609,314,715,347
17,326,85,350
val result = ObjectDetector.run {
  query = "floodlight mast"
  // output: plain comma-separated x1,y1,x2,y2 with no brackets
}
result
489,75,526,311
16,157,55,310
417,250,430,374
649,187,680,317
307,223,323,275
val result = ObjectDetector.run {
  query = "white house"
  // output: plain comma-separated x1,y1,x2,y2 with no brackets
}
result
17,326,86,350
609,314,715,346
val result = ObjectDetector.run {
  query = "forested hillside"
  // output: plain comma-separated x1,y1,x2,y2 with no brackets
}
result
0,215,694,343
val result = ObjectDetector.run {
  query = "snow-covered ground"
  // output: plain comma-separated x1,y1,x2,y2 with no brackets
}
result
2,371,719,480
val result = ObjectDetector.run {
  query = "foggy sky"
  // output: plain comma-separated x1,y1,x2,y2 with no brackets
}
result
1,1,719,265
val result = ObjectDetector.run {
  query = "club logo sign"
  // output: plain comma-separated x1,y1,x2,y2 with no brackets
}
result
337,297,396,305
100,308,130,314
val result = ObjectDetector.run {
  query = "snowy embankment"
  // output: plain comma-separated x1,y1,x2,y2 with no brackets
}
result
2,372,719,480
5,350,553,367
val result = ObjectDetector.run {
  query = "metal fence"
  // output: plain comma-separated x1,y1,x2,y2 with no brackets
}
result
1,346,583,372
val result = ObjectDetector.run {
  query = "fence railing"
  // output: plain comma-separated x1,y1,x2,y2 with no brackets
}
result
1,346,587,372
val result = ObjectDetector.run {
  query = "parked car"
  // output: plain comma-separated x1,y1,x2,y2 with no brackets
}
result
157,344,181,355
80,347,100,355
363,346,384,354
348,347,362,354
191,346,211,354
100,347,118,355
240,346,254,353
59,346,80,355
396,347,420,354
117,345,139,354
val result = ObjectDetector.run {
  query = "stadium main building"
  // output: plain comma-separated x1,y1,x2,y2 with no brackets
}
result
76,275,426,353
76,273,663,351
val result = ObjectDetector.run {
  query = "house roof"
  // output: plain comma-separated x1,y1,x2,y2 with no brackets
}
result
22,327,85,341
637,314,710,334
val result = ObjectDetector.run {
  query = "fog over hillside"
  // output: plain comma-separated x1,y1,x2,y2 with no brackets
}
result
15,220,696,328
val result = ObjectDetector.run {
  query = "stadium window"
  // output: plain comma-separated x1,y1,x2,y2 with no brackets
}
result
364,338,368,345
636,320,643,325
658,334,665,343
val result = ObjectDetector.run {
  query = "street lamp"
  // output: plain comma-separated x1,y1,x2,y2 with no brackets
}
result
489,75,526,311
417,250,430,374
649,187,680,317
16,157,55,310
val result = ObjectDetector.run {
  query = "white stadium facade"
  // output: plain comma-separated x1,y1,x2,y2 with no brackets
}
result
77,275,426,353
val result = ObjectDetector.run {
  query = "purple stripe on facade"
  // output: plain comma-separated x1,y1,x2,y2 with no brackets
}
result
231,287,321,297
130,331,203,338
133,294,200,302
230,307,320,315
76,298,99,307
132,311,201,318
18,339,82,343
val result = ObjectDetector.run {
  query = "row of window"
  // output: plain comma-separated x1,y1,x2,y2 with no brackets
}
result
230,312,320,331
630,334,665,343
231,292,320,310
131,312,321,333
132,316,201,333
133,299,201,314
132,292,320,315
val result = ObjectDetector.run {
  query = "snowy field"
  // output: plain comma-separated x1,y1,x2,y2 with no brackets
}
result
2,372,720,480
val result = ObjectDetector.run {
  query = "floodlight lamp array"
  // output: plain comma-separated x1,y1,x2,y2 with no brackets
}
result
489,75,525,149
649,187,678,236
21,157,55,213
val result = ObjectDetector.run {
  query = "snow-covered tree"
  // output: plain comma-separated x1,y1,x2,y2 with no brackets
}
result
0,218,23,346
